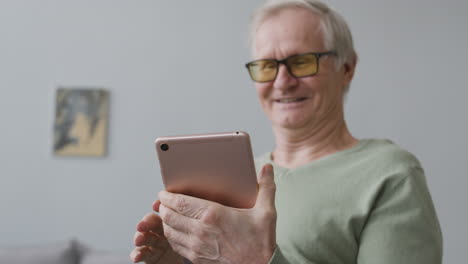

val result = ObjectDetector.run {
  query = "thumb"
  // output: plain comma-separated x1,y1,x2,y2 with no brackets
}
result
255,164,276,210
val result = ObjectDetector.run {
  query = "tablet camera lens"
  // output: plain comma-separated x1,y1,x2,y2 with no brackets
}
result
160,143,169,151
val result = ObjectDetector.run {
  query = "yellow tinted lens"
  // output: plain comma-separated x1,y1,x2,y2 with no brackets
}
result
248,60,277,82
287,54,317,77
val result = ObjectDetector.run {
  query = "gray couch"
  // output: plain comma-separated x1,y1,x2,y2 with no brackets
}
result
0,239,131,264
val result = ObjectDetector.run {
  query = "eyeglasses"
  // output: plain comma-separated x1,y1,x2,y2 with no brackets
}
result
245,51,337,82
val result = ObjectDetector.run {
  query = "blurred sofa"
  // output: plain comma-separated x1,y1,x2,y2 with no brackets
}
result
0,239,131,264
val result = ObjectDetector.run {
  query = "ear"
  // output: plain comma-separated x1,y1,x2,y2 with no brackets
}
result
342,52,358,87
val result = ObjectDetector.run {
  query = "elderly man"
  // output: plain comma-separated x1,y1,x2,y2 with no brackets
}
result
131,0,443,263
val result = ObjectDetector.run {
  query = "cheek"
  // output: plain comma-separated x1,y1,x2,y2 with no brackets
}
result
255,84,275,117
255,84,271,102
303,75,336,98
321,79,343,100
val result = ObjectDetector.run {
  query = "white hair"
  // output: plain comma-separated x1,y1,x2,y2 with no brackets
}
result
249,0,357,92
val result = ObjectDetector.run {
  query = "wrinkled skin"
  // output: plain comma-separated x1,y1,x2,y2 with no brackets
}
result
130,211,184,263
130,164,276,264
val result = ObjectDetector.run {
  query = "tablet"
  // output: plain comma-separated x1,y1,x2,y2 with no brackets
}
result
154,131,258,208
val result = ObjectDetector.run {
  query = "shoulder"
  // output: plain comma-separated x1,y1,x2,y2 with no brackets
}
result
355,139,427,191
359,138,422,171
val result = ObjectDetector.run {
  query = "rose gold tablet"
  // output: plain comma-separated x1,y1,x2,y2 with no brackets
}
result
155,131,258,208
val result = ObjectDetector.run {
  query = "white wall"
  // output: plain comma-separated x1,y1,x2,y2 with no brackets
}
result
0,0,466,262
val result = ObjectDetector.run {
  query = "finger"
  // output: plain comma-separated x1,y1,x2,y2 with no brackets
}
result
156,242,185,264
255,164,276,210
159,204,199,234
153,199,161,212
163,234,192,261
162,221,193,252
130,247,144,263
167,242,194,263
159,191,213,219
164,223,220,263
130,245,169,264
134,230,167,248
137,213,164,236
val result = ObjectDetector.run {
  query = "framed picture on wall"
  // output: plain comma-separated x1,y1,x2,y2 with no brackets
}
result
53,87,110,157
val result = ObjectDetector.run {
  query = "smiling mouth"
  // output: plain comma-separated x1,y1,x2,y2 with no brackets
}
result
275,97,308,103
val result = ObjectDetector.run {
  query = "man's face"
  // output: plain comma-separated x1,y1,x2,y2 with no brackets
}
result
254,8,354,130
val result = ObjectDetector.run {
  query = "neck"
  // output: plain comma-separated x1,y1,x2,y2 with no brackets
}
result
271,109,357,169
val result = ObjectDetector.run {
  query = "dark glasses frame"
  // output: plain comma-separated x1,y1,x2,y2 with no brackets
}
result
245,51,337,82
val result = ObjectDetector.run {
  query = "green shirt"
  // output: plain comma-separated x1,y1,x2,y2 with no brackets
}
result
255,139,443,264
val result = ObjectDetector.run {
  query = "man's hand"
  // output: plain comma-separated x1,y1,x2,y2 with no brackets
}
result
158,164,276,264
130,213,184,263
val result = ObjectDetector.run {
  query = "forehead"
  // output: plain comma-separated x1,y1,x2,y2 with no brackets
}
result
254,8,324,59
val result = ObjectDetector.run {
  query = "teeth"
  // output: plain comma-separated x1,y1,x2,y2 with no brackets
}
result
278,98,304,103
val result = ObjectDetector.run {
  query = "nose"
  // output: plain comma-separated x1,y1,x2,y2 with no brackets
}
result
273,63,298,92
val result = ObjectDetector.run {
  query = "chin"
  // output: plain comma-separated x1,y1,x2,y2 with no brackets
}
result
273,116,311,129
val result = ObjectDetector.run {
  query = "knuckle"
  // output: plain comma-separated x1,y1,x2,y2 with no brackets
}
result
145,232,161,247
175,196,187,212
200,207,218,225
190,240,206,257
167,240,180,253
261,208,277,220
133,231,143,245
193,227,210,241
266,181,277,192
160,208,173,223
192,226,205,238
163,224,173,240
189,237,220,262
